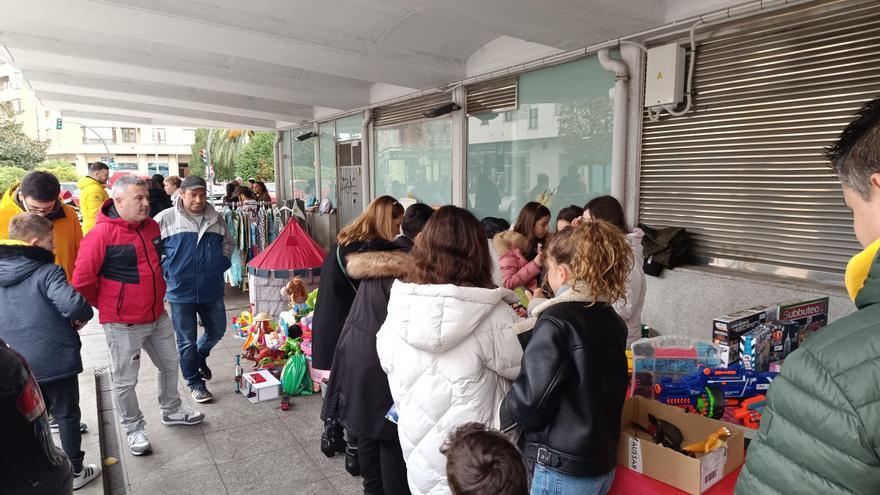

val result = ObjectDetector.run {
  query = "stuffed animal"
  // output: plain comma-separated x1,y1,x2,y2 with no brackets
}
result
281,277,310,314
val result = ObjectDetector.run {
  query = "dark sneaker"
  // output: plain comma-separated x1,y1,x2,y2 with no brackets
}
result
49,417,88,433
198,359,213,381
161,405,205,426
345,445,361,476
190,387,214,404
72,464,101,490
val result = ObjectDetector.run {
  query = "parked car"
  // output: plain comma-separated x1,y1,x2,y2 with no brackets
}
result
58,183,80,209
0,338,73,494
265,182,276,203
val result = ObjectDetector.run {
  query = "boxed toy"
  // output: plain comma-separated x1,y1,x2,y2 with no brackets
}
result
776,297,829,343
770,320,799,362
712,304,777,366
740,325,772,372
242,369,281,403
618,396,745,495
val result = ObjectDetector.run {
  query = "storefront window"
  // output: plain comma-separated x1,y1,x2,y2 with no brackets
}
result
319,122,337,205
290,128,316,201
374,118,453,206
467,56,614,224
335,114,362,141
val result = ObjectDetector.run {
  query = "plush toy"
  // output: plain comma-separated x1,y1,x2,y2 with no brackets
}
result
281,277,311,314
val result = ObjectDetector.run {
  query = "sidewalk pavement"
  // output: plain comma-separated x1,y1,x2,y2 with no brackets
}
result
76,289,362,495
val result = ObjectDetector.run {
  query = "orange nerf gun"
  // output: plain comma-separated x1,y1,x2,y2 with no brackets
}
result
733,394,767,429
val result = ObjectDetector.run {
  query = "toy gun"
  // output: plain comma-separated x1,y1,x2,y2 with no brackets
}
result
733,395,766,428
654,365,778,419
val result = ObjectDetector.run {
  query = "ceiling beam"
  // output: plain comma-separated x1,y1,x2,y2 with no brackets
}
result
25,70,314,122
38,91,277,129
0,0,466,87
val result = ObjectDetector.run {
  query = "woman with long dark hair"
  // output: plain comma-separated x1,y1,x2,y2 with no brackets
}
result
377,206,523,495
497,202,551,291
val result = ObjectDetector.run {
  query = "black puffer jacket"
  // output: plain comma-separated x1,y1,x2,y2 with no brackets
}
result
311,237,400,370
500,289,628,477
0,241,93,384
321,247,411,440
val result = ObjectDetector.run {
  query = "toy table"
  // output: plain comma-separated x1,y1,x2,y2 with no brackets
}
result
609,465,741,495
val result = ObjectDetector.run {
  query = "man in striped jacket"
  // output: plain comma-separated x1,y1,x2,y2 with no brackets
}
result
155,176,234,404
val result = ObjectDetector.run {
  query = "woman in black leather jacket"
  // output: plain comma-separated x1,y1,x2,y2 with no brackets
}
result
500,221,633,495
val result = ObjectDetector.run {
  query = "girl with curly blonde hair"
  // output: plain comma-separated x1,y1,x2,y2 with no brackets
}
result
500,220,632,495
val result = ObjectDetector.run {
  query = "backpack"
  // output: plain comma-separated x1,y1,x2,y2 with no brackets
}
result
638,224,691,276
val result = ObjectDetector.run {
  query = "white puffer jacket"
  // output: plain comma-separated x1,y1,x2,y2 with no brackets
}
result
377,281,523,495
613,228,647,346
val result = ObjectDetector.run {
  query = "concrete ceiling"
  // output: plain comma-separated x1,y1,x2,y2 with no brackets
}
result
0,0,747,129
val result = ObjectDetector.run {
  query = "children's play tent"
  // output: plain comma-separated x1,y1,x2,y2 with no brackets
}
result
247,219,326,316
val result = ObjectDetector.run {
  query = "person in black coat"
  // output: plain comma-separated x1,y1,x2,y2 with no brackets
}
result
322,204,434,495
146,178,173,217
500,222,633,495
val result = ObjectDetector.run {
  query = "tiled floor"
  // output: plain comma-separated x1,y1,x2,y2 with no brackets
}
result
77,290,362,495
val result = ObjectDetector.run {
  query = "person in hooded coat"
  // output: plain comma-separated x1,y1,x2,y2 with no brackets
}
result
377,206,523,495
321,203,434,495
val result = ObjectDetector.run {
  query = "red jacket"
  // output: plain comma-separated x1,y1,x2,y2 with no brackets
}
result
73,200,166,324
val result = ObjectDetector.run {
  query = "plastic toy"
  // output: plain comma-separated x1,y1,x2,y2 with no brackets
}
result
233,354,242,393
683,427,731,454
654,365,778,419
733,395,767,429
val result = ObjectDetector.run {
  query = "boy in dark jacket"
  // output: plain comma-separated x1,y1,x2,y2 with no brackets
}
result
0,213,100,490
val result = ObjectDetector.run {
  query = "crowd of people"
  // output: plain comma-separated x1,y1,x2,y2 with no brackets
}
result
0,169,234,490
1,95,880,495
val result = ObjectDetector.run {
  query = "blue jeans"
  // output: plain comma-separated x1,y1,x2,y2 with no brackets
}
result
169,299,227,390
530,465,615,495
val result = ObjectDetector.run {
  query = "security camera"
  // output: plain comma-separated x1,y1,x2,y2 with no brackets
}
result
423,103,461,118
296,131,316,141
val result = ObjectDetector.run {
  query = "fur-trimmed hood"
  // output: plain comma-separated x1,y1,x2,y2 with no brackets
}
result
514,287,609,334
493,230,529,257
346,250,413,280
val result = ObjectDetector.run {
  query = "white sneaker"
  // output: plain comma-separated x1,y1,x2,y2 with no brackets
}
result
128,429,152,456
161,405,205,426
72,463,101,490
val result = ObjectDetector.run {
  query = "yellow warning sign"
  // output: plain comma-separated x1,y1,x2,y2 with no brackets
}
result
657,72,664,80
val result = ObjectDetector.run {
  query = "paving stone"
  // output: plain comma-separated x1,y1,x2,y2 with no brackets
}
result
129,464,227,495
217,445,325,495
204,419,296,464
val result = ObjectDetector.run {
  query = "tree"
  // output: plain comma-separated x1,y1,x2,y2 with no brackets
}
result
189,128,256,181
235,131,275,181
0,107,48,170
0,166,28,192
37,159,78,182
556,98,614,166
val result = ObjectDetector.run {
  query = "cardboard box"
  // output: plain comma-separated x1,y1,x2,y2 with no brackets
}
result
712,304,777,366
776,297,829,344
242,369,281,403
618,396,745,495
770,320,799,362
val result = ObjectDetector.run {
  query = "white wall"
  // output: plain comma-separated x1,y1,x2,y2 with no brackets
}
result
641,265,853,341
466,36,563,77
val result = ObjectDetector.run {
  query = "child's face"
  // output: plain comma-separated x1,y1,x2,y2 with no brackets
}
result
33,234,54,252
545,258,570,293
534,216,550,239
556,219,571,232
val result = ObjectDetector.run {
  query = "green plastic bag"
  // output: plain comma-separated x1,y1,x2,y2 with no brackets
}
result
281,345,313,396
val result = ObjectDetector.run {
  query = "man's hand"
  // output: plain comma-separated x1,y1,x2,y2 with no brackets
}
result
71,320,87,331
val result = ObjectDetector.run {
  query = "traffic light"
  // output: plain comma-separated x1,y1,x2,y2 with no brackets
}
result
55,118,63,130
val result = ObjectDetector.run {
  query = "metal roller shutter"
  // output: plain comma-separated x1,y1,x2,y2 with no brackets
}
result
373,93,453,128
466,76,518,115
639,0,879,285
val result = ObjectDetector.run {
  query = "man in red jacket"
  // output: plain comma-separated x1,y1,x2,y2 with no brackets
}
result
73,176,205,457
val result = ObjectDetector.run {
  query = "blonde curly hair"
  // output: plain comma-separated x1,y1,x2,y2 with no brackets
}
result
545,220,632,304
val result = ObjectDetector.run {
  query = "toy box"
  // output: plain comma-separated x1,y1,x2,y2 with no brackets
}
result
740,325,772,372
776,297,829,344
618,396,745,495
630,336,722,400
769,320,799,362
242,369,281,403
712,305,777,366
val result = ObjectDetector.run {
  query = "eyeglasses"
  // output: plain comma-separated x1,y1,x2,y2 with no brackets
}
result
23,200,57,215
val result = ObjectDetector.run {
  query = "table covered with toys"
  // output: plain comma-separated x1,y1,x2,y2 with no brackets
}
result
613,296,829,494
232,277,324,410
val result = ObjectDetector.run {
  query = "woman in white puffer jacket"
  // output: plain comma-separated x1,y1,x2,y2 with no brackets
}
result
377,206,523,495
584,196,647,346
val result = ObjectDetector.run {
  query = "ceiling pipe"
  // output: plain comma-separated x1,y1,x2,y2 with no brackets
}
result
597,48,629,203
